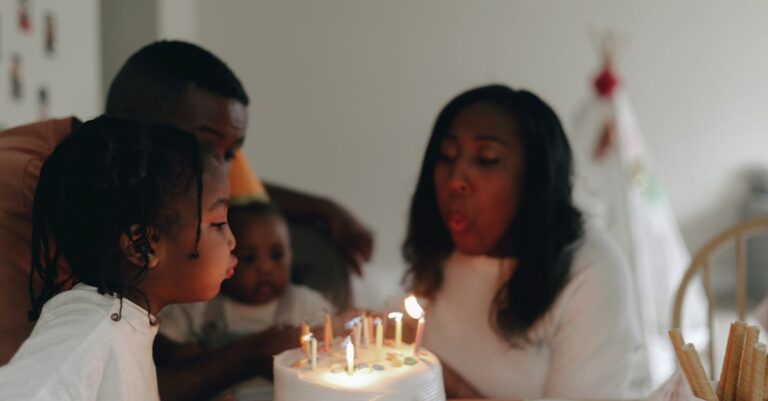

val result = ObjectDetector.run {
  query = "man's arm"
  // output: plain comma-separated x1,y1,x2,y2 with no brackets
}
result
264,181,373,275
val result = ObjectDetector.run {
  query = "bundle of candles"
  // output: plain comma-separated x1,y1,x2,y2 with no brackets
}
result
297,295,427,376
669,322,767,401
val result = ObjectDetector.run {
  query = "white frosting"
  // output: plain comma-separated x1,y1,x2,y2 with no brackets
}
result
273,342,445,401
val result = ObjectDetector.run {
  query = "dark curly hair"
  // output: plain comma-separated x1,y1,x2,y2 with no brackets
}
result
28,116,207,322
105,40,249,119
403,85,584,341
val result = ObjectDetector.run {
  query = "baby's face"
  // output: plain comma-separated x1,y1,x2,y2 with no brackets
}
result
223,213,292,305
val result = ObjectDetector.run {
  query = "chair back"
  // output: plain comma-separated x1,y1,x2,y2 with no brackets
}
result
672,217,768,378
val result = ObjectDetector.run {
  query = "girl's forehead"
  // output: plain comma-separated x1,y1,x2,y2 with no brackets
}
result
202,162,230,206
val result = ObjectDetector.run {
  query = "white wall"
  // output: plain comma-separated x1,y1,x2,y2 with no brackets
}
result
0,0,100,127
100,0,157,107
160,0,768,307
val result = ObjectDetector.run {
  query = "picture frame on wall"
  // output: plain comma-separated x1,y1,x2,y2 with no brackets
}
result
37,85,49,120
18,0,31,33
44,11,55,55
11,53,22,101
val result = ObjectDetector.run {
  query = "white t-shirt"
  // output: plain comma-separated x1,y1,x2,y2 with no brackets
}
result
159,285,332,348
423,229,649,400
0,284,160,401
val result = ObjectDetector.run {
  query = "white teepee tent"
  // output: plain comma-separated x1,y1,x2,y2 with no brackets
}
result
571,39,708,391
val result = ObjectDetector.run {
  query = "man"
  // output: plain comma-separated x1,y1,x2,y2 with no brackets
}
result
0,41,372,399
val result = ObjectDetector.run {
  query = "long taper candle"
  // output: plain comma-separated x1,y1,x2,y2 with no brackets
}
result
413,317,425,355
300,320,311,357
352,322,361,356
361,316,370,348
346,339,354,376
375,318,383,361
388,312,403,349
405,295,426,356
323,314,333,353
310,336,318,370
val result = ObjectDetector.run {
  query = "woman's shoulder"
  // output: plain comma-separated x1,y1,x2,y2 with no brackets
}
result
544,226,636,334
569,225,629,279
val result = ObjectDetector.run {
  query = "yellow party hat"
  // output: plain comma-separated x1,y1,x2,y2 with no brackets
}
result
229,149,269,206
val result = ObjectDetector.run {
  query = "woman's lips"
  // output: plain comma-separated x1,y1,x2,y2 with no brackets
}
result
447,212,469,233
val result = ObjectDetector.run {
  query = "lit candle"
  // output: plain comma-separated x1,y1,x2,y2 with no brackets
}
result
388,312,403,349
301,333,312,358
375,318,383,361
404,295,425,356
346,338,354,376
310,335,317,370
413,317,425,355
323,314,333,353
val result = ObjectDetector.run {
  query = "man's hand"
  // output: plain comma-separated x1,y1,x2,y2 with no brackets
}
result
263,181,374,276
252,326,305,357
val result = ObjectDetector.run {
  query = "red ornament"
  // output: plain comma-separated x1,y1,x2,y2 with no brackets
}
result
593,65,619,98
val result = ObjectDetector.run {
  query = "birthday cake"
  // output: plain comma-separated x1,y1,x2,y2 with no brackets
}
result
273,342,446,401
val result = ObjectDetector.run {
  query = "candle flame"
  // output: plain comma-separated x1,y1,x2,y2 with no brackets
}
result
373,318,382,326
302,333,313,343
404,295,424,319
387,311,403,321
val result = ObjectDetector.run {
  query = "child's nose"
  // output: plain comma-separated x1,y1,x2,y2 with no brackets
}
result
226,226,236,252
256,261,276,273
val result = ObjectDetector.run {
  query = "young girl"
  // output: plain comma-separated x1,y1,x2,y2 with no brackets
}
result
0,116,236,401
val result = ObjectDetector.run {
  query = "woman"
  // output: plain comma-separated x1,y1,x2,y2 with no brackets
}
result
403,85,646,399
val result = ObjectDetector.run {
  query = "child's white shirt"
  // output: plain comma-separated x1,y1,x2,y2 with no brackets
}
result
159,284,332,348
0,284,160,401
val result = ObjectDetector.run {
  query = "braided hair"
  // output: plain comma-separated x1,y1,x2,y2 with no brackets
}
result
29,116,206,322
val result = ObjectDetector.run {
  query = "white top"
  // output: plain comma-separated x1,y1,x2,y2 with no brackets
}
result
0,284,160,401
159,285,333,348
423,229,647,400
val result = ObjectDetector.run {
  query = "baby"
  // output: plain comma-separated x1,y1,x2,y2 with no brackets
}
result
159,201,332,350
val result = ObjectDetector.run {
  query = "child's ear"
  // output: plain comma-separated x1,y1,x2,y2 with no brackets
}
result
119,224,160,269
